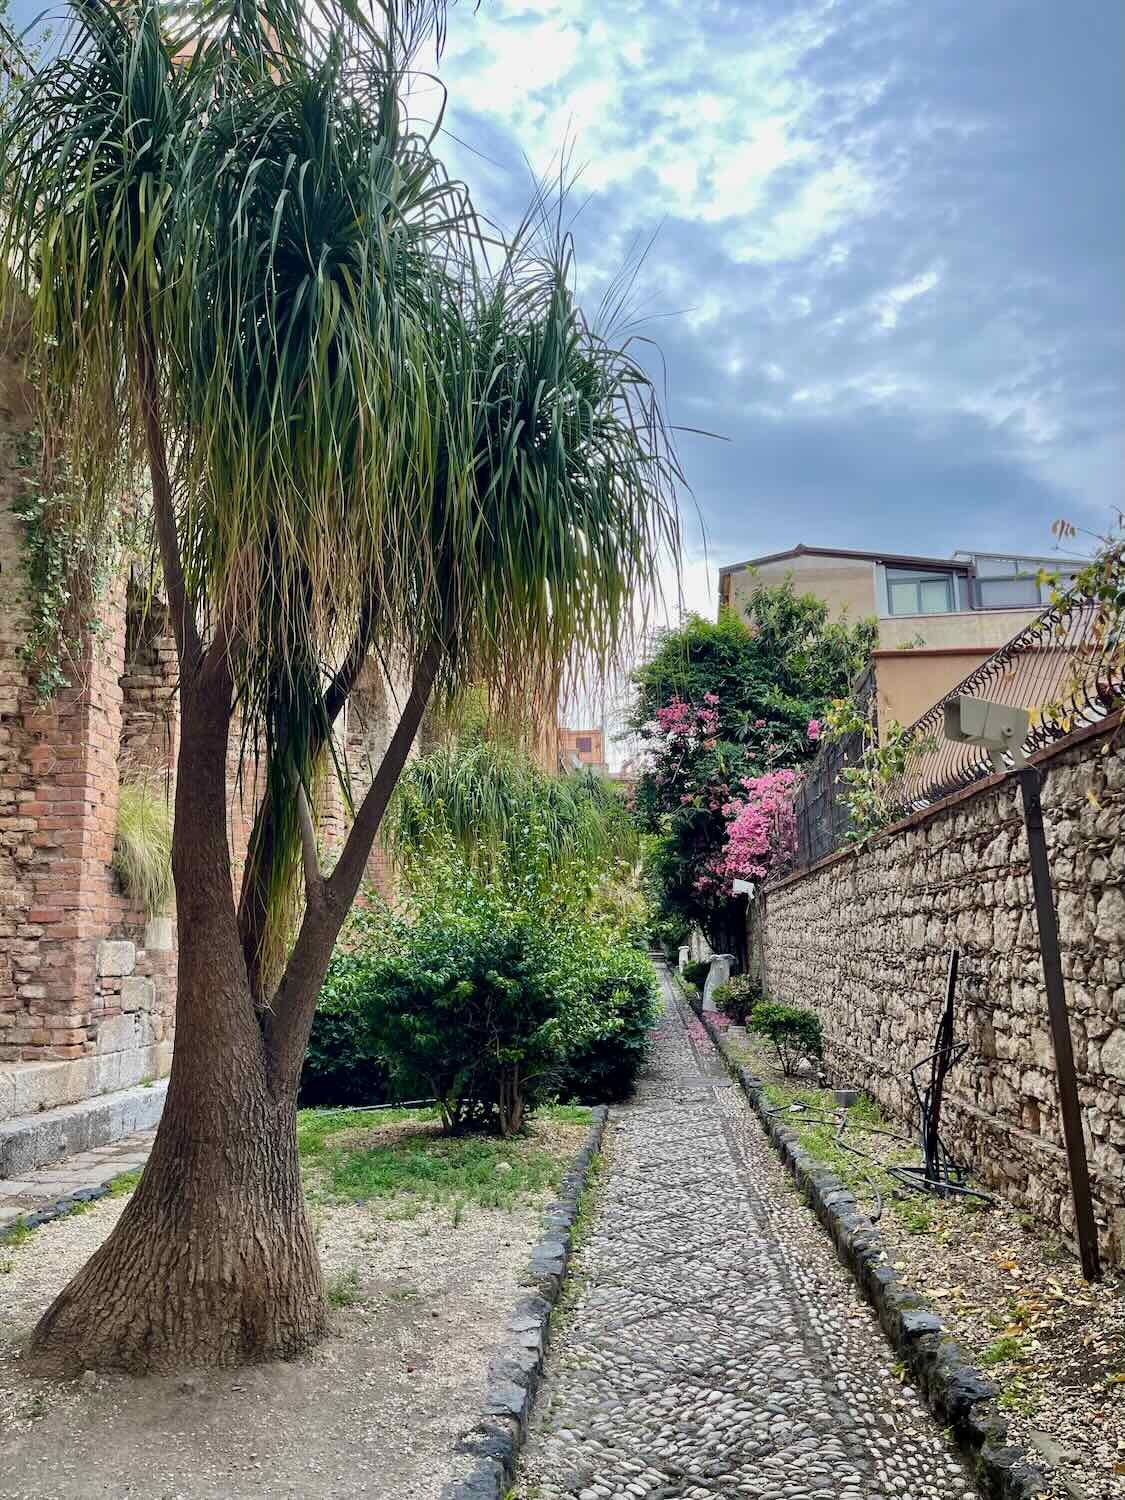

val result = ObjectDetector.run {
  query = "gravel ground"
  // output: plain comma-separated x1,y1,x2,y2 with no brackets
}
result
715,1012,1125,1500
0,1153,568,1499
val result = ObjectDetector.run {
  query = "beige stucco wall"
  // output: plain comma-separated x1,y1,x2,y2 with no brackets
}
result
878,608,1040,651
873,649,994,734
726,556,877,623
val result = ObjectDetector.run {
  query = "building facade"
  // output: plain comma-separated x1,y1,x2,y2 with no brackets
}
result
719,543,1080,733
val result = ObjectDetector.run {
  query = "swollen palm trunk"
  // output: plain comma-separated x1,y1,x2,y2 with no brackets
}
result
29,671,327,1374
29,1015,326,1373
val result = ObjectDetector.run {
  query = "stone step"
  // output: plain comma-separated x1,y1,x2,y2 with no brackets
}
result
0,1079,167,1182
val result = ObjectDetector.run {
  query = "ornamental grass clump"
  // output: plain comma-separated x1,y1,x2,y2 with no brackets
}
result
749,1002,823,1078
113,772,173,916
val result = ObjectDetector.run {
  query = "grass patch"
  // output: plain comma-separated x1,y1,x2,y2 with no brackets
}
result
983,1334,1027,1366
296,1106,438,1159
301,1104,591,1212
107,1169,143,1197
1,1219,35,1247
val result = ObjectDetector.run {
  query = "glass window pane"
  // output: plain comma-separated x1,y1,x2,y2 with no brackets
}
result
979,578,1039,607
980,557,1017,577
919,578,953,613
889,581,918,614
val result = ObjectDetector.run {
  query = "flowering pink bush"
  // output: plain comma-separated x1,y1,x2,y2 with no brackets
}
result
807,718,821,741
721,769,798,885
653,695,721,746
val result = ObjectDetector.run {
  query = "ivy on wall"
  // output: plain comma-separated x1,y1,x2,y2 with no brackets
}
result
9,428,116,704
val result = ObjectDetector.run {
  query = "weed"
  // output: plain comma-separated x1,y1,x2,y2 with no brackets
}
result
385,1285,419,1304
1,1219,34,1247
894,1200,934,1235
63,1199,92,1217
325,1267,362,1308
451,1198,465,1229
0,1258,13,1274
983,1335,1027,1366
107,1169,142,1197
998,1378,1037,1417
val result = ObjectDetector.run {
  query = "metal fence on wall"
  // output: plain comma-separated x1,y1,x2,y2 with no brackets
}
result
790,579,1125,873
791,667,874,867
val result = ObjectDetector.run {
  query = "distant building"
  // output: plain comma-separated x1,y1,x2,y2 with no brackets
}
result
557,726,607,774
718,543,1080,734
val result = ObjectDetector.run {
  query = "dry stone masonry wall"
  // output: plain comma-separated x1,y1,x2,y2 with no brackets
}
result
757,720,1125,1266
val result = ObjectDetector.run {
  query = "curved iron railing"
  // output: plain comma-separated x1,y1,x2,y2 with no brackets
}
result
890,589,1124,811
790,579,1124,871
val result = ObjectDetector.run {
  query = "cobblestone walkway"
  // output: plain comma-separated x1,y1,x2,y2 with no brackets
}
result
0,1130,154,1232
515,971,975,1500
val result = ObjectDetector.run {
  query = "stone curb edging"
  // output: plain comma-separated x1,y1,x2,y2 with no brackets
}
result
0,1182,115,1242
693,1002,1048,1500
440,1103,610,1500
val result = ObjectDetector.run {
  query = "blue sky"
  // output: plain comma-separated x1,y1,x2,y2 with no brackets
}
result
7,0,1121,622
423,0,1123,614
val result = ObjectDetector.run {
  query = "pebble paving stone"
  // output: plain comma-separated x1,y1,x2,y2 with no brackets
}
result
0,1130,154,1232
513,971,977,1500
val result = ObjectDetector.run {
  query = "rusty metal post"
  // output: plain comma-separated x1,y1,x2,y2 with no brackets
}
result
1017,765,1101,1281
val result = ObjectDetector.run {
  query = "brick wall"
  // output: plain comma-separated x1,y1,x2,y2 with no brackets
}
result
754,719,1125,1265
1,325,174,1083
1,314,412,1107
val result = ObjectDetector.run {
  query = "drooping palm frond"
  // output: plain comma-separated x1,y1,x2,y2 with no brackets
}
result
2,0,681,994
389,737,638,878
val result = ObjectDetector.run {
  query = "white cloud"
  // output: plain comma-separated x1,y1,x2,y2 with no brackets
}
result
874,268,942,329
431,0,887,270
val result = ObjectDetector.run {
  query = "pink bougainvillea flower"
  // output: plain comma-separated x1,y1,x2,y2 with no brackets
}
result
807,719,821,741
754,719,766,729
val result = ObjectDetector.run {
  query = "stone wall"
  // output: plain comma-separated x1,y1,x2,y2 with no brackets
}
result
755,717,1125,1266
0,327,175,1104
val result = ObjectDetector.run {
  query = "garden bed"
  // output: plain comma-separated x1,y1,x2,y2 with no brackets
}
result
711,1013,1124,1500
0,1104,592,1500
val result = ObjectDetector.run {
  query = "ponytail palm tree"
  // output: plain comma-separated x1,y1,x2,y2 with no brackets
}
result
1,0,679,1373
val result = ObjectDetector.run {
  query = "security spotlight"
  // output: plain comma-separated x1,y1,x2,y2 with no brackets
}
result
942,694,1030,771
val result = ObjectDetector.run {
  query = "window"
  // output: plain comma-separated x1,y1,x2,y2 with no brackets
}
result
972,556,1054,609
886,569,956,616
575,735,593,754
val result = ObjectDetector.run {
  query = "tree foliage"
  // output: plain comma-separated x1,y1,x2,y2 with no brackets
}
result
629,584,874,947
390,735,638,881
0,0,680,1372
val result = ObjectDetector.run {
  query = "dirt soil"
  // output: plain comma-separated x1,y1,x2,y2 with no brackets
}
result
710,1009,1125,1500
0,1188,546,1499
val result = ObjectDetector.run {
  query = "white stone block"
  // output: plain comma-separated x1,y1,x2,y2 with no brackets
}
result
144,917,174,952
120,977,156,1013
96,940,136,978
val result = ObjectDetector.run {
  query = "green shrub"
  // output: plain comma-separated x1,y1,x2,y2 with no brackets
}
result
748,1003,823,1077
300,952,391,1108
649,910,690,958
681,958,711,990
553,941,658,1103
711,973,761,1024
305,818,660,1132
363,910,564,1137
